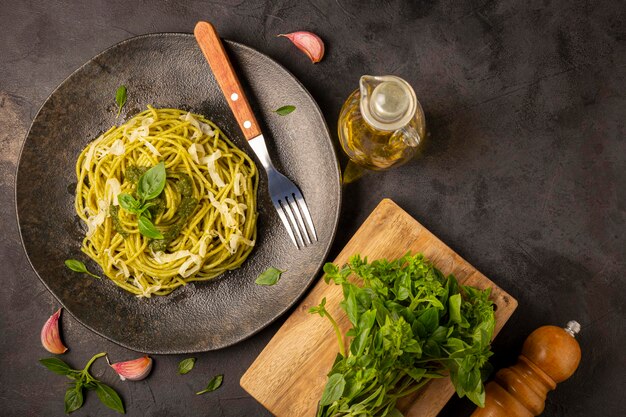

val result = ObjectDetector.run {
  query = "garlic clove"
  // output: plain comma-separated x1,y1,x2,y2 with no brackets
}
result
108,355,153,381
278,31,325,63
41,308,68,354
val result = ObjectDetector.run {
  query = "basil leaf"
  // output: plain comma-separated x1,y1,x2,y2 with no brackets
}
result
319,373,346,406
429,326,448,344
137,161,166,201
64,385,84,414
118,193,140,214
274,105,296,116
309,297,328,317
405,367,426,382
341,285,358,326
465,385,486,408
39,358,73,376
351,310,376,356
138,216,164,239
323,262,339,275
178,358,196,375
448,293,462,324
115,85,127,118
255,267,284,286
64,259,87,274
196,374,223,395
95,382,125,414
64,259,100,279
417,308,439,333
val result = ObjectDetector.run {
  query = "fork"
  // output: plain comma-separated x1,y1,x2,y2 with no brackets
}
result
194,21,317,248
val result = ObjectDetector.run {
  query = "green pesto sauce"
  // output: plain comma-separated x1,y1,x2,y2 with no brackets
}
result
109,205,129,238
176,173,193,198
118,167,197,248
148,174,197,251
176,195,198,220
124,165,149,183
149,196,198,251
147,195,166,218
149,201,198,251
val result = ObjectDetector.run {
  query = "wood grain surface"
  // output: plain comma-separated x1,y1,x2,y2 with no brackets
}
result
194,21,262,140
241,198,518,416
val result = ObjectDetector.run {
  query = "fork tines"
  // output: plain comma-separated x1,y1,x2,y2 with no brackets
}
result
274,192,317,249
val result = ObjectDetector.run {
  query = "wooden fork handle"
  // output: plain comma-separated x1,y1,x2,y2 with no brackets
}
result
194,21,261,140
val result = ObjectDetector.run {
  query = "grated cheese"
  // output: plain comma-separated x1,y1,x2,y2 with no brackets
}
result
108,139,125,156
198,232,217,258
187,143,206,164
230,203,247,223
228,233,255,254
200,122,214,137
83,135,104,169
178,254,202,277
140,138,161,156
180,112,203,141
136,282,162,298
118,261,130,278
208,192,237,228
85,199,108,237
105,178,122,206
152,250,192,264
103,250,130,282
202,151,226,188
129,125,149,142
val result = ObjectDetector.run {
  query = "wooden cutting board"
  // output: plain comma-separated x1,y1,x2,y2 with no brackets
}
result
241,199,517,416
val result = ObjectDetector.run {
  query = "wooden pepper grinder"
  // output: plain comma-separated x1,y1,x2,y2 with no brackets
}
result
471,321,581,417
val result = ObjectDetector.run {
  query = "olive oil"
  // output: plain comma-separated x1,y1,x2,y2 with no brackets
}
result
338,76,426,171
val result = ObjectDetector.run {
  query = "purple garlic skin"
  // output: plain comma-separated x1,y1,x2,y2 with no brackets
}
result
109,356,153,381
41,308,68,354
279,31,325,63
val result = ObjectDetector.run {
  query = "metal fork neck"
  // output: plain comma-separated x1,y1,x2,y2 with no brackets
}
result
248,135,275,171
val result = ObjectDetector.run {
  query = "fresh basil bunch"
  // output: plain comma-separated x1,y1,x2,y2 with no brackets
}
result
39,353,124,414
311,254,496,416
118,161,166,239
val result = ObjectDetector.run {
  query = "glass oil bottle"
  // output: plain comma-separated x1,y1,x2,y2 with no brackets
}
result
338,75,426,171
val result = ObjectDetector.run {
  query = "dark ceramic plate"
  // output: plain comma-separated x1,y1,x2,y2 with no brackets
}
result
16,34,341,354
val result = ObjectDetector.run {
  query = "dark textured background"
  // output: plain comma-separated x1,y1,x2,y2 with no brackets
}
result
1,1,624,416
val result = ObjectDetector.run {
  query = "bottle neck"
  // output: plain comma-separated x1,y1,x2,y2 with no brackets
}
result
359,75,417,132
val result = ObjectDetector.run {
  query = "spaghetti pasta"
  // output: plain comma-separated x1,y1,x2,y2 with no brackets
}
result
75,106,258,297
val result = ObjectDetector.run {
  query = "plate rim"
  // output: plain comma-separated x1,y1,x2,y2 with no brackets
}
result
15,32,343,353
